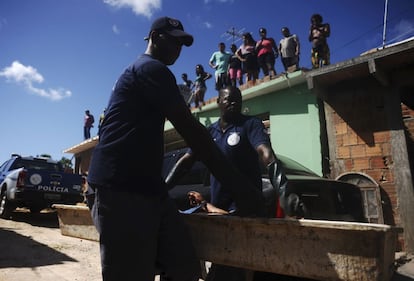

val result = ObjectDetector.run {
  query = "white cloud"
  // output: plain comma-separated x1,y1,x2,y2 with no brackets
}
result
103,0,161,18
388,19,414,44
0,61,72,101
112,24,120,34
204,21,213,29
0,61,44,84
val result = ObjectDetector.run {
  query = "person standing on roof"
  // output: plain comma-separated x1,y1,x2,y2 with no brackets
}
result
179,73,194,107
256,27,278,78
182,73,194,90
279,27,300,72
209,42,231,91
309,13,330,68
193,64,212,110
228,43,244,87
84,110,94,140
98,108,106,134
236,32,259,85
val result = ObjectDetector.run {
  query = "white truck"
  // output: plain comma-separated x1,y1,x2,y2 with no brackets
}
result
0,154,84,218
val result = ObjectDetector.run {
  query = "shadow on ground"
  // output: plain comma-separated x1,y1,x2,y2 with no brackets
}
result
0,210,76,269
0,228,76,268
9,208,59,228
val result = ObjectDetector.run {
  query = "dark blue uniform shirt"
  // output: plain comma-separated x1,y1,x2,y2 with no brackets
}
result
207,115,270,211
87,54,186,196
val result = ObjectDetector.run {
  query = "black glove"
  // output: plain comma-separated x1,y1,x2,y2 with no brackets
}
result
268,159,288,210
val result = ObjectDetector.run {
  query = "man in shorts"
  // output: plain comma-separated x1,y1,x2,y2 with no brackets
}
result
209,42,231,91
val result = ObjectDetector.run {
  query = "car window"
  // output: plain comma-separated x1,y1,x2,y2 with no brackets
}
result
177,161,209,185
162,150,186,179
163,148,318,184
163,149,210,186
10,159,61,172
0,160,10,172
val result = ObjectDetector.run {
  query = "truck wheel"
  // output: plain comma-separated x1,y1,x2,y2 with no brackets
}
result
0,188,13,219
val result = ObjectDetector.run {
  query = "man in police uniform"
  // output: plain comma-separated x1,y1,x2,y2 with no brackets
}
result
166,85,287,281
87,17,263,281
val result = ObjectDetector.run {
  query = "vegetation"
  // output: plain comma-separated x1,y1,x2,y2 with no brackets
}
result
58,157,73,169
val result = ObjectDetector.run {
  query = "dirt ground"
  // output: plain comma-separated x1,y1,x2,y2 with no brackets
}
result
0,208,101,281
0,208,203,281
1,208,413,281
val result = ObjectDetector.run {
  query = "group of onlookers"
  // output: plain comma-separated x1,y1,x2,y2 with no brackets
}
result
180,13,330,109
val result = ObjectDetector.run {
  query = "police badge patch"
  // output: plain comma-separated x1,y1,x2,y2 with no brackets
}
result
227,132,240,146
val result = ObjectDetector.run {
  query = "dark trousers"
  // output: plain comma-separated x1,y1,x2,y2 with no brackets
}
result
88,187,201,281
84,126,91,139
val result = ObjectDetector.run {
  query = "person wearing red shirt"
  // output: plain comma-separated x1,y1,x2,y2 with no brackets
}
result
256,28,279,78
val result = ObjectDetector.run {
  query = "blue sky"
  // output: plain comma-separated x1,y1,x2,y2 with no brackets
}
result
1,0,414,165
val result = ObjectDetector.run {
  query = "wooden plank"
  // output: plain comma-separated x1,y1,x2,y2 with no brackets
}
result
53,204,99,242
184,214,402,281
53,205,402,281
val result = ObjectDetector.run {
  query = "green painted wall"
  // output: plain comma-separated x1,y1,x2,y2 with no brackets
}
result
260,85,321,176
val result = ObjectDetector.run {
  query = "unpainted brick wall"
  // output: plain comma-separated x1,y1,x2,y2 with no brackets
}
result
328,88,398,226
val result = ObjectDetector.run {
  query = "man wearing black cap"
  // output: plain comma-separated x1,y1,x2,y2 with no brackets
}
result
87,16,264,281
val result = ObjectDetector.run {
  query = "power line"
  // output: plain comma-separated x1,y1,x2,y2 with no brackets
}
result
334,2,414,53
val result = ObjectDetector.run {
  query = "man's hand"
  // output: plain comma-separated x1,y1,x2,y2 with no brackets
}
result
187,191,205,207
187,191,229,214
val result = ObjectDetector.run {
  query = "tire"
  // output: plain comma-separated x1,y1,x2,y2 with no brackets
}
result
0,187,13,219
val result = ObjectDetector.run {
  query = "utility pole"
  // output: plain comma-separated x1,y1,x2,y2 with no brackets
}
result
382,0,389,48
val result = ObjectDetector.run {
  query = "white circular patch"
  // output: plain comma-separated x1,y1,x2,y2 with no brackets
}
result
227,132,240,146
30,174,42,185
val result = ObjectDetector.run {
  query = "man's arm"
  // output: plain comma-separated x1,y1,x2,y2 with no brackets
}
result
270,38,278,58
324,23,330,38
294,35,300,56
209,53,217,69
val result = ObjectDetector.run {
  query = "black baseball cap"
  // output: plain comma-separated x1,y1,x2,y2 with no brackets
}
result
144,16,193,47
259,28,267,33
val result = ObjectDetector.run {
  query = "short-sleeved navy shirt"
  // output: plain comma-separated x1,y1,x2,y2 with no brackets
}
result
87,54,186,196
207,115,270,211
